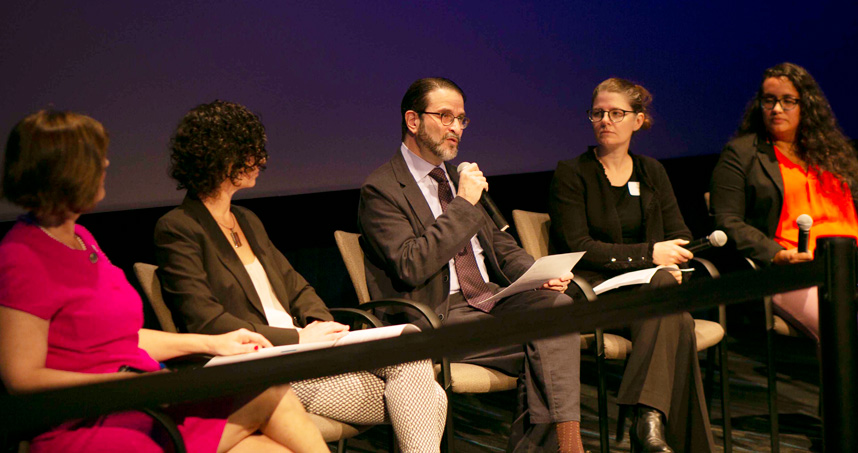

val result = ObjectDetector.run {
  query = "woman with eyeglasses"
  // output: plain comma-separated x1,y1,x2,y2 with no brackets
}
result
548,78,714,452
154,100,447,453
710,62,858,342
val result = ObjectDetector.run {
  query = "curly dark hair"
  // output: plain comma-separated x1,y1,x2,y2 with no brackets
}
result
592,77,654,130
737,62,857,186
169,100,267,198
2,110,108,224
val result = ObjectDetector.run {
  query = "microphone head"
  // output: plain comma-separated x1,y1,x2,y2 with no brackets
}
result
456,162,472,173
708,230,728,247
796,214,813,231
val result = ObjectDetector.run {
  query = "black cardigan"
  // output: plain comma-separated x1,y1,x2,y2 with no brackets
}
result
548,148,691,281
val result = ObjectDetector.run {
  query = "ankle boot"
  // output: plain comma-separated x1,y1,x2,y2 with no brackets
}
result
630,406,673,453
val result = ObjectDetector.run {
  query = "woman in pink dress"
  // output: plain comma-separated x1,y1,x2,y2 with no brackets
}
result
0,110,329,452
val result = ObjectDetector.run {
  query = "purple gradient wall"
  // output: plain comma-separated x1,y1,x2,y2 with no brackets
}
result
2,1,855,219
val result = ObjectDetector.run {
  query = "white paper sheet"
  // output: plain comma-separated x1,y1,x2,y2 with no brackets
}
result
478,252,585,305
205,324,420,367
592,265,690,295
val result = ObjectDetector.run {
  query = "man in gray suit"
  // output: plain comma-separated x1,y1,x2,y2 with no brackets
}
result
358,77,583,452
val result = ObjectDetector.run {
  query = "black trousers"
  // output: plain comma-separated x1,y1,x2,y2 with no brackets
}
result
572,269,715,453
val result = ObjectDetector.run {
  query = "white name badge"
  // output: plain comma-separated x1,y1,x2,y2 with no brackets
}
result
628,181,640,196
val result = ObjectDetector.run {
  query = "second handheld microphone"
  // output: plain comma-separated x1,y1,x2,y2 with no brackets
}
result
684,230,728,254
797,214,813,253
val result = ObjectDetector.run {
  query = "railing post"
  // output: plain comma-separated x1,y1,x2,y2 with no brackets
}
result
817,236,858,452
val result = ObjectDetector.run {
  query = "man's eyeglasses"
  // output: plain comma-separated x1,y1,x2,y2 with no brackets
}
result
760,96,800,111
419,111,470,129
587,109,637,123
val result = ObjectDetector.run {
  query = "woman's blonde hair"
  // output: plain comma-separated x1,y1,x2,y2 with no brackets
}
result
592,77,653,130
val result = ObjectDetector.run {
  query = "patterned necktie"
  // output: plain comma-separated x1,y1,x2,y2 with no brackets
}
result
428,167,497,312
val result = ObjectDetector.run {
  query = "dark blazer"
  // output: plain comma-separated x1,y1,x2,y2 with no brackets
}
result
710,134,858,265
358,151,535,312
548,148,691,281
154,196,332,346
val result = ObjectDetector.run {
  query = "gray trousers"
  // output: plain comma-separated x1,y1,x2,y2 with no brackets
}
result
415,288,580,452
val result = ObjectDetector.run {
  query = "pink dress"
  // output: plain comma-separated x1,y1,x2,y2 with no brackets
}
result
0,220,227,452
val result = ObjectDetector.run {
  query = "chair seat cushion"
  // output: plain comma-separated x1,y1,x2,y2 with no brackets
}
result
579,320,723,361
773,314,802,337
694,319,725,351
580,332,634,360
307,413,369,442
434,362,518,393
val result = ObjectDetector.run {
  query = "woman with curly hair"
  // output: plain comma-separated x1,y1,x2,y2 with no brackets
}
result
0,109,329,452
710,62,858,341
154,100,447,453
548,78,714,452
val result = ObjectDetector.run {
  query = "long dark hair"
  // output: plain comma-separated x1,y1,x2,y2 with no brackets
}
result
737,62,857,186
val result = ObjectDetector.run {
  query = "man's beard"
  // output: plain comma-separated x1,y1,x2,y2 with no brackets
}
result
416,122,459,162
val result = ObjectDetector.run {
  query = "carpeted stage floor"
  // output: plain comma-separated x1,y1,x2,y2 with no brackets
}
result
333,324,823,452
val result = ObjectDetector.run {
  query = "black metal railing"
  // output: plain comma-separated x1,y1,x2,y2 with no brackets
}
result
1,237,855,451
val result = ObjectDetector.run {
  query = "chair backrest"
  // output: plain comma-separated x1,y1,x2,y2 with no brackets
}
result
511,210,551,260
133,263,178,333
333,231,371,304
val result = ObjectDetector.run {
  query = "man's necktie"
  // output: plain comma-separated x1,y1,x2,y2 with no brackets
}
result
428,167,496,312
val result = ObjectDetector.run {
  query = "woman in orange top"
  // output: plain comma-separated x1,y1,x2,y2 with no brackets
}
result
710,62,858,341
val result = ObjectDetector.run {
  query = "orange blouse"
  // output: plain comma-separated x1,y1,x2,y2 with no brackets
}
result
773,146,858,253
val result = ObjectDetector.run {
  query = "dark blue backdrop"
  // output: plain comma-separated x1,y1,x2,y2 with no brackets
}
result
2,1,856,219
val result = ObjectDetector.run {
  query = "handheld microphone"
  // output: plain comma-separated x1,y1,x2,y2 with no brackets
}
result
797,214,813,253
684,230,728,254
457,162,510,231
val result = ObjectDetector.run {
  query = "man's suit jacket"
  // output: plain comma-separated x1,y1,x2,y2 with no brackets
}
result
710,134,858,265
358,151,535,313
548,148,692,282
154,196,332,346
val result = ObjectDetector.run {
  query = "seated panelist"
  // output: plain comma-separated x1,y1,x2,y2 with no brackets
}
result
547,78,714,453
357,78,584,453
710,62,858,342
153,100,447,453
0,110,328,453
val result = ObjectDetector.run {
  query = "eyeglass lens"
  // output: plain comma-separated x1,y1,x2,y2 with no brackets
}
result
440,112,469,128
761,97,799,110
588,109,629,123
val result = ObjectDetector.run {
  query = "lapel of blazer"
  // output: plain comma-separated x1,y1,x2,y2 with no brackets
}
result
755,136,785,197
586,149,624,243
391,151,438,231
231,209,296,318
633,153,657,229
445,161,503,279
182,196,267,318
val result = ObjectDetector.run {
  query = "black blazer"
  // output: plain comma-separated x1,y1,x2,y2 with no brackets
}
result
548,148,691,282
710,134,858,265
154,196,332,346
358,150,535,312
